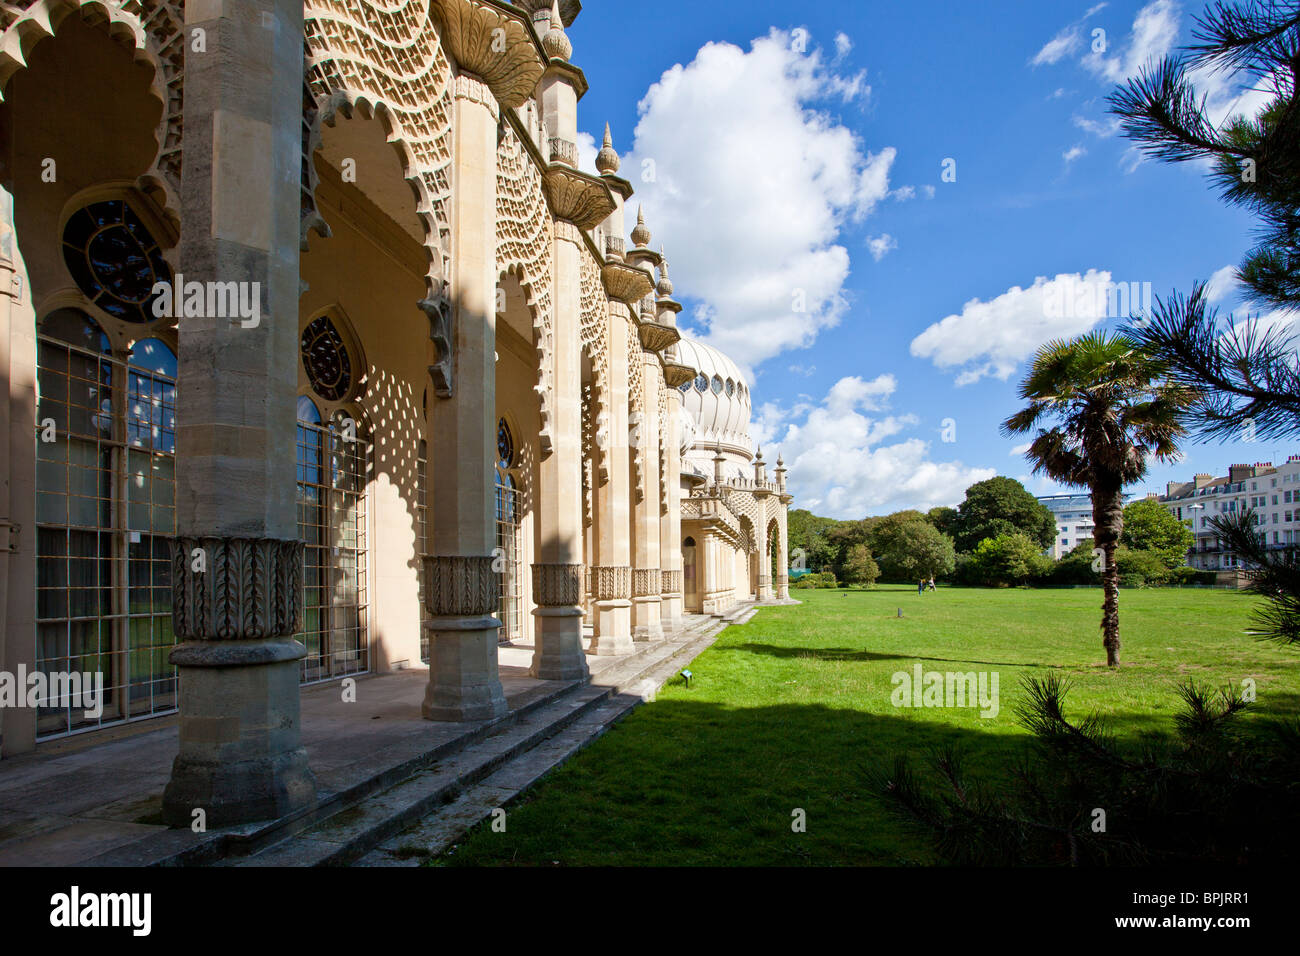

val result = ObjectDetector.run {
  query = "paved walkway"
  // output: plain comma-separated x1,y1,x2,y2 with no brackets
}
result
0,640,610,866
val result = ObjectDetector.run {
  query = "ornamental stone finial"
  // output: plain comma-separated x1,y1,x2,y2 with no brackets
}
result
656,253,674,296
596,122,620,174
542,0,572,61
631,204,651,247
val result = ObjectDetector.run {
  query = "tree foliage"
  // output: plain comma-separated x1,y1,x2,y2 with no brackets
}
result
950,476,1057,552
1121,498,1196,570
841,543,881,587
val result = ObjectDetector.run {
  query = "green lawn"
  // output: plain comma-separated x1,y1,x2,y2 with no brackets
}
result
436,585,1300,866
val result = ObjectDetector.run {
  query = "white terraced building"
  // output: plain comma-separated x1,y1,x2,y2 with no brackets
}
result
1157,458,1300,570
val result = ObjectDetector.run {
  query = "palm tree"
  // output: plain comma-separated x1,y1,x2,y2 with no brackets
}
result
1002,332,1196,666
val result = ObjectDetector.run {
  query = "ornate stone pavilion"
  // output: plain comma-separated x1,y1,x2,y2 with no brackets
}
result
0,0,791,824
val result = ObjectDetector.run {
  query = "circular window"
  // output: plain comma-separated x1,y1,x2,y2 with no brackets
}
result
711,375,723,395
694,373,708,393
497,417,514,469
301,314,353,402
62,200,171,324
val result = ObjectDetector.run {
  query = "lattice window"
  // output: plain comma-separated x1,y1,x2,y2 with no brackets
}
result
295,398,370,683
35,310,178,739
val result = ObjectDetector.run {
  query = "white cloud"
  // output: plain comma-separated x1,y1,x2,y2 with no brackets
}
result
754,375,996,517
891,185,916,201
1063,144,1087,163
834,31,852,59
575,130,599,177
623,29,893,370
922,184,936,199
1120,146,1144,173
1073,113,1121,137
1010,442,1032,456
866,233,897,261
1033,26,1082,66
1082,0,1180,83
1205,264,1237,302
910,270,1117,385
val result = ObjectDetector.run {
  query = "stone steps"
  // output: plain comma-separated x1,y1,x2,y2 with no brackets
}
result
233,608,747,867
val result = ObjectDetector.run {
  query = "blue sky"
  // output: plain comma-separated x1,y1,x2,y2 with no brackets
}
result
562,1,1290,518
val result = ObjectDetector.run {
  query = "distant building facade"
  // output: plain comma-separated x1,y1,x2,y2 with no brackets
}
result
1038,494,1097,559
1156,458,1300,570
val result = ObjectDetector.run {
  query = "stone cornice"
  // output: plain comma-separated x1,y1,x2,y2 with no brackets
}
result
601,259,654,305
543,58,589,101
432,0,546,110
544,164,616,231
601,172,634,200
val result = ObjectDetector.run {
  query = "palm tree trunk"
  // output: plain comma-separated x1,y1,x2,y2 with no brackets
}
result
1092,481,1125,666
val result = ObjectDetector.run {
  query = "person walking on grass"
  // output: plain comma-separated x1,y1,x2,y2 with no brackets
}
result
928,576,936,592
918,578,925,596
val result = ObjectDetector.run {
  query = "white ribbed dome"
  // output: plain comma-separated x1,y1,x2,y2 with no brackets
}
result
675,338,753,475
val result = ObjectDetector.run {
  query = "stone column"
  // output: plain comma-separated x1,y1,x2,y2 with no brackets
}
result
422,70,507,721
162,0,315,826
777,509,791,600
754,507,772,601
631,349,663,640
529,217,588,681
0,184,37,756
658,383,683,633
590,303,634,654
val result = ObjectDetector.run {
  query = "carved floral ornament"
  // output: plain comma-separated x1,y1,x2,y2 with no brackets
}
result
601,259,653,306
543,164,615,231
430,0,545,110
638,319,680,353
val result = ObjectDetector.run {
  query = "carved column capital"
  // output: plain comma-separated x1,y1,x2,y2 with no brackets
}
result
591,565,631,601
532,562,584,607
424,554,500,616
633,568,662,598
170,537,303,640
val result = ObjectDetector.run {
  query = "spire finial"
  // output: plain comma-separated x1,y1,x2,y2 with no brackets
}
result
596,121,620,174
631,204,651,247
542,0,572,61
656,254,674,296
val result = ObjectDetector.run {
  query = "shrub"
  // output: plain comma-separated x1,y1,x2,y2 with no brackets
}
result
793,575,817,590
1115,546,1171,585
816,571,839,589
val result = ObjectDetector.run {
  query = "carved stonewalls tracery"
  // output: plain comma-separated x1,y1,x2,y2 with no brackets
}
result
303,0,455,390
0,0,184,225
497,116,555,454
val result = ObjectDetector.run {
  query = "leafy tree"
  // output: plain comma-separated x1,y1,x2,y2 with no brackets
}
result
1052,538,1102,586
1003,332,1195,665
872,517,956,581
949,476,1057,552
841,543,880,588
826,518,876,579
1121,498,1196,570
926,506,959,537
965,532,1053,587
786,508,842,572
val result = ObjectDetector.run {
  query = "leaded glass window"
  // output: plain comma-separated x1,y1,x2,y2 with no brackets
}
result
61,200,171,324
301,314,353,402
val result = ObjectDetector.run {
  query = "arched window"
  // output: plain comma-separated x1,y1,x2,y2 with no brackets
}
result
694,372,708,393
711,374,724,395
35,309,178,737
301,314,354,402
295,400,370,683
725,378,735,397
495,417,522,644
